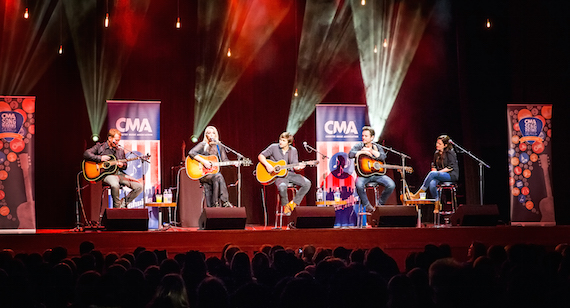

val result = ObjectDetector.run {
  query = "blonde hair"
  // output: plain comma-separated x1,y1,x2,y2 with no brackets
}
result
203,126,219,152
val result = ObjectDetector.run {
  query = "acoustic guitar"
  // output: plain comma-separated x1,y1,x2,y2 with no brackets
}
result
255,159,319,184
82,154,150,182
185,154,252,180
356,153,413,177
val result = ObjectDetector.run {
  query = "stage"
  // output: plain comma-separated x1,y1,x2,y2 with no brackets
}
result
2,224,568,270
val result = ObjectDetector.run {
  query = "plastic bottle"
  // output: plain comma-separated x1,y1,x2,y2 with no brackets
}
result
316,187,323,202
334,187,341,202
164,189,172,203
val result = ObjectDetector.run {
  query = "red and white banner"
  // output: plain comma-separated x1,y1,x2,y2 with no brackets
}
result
315,104,366,227
107,100,162,228
0,96,35,233
507,104,554,225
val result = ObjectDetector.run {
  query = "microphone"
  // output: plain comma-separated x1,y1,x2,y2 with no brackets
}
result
303,142,312,153
448,139,455,145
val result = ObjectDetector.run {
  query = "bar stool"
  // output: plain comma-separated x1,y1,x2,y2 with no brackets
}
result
435,182,458,225
274,183,297,229
365,182,381,206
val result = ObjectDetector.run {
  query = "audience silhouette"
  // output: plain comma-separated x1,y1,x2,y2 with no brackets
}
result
0,240,569,308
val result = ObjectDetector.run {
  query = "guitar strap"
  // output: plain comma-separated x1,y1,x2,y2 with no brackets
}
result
216,144,222,161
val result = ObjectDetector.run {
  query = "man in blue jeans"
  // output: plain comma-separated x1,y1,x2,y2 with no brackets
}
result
348,126,395,213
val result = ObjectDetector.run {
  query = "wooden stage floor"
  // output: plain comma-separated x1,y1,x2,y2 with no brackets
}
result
2,224,569,270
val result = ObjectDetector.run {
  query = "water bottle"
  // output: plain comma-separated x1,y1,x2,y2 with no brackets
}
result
316,187,323,202
334,187,341,202
164,189,172,203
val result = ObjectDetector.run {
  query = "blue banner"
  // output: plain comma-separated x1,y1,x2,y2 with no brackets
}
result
107,101,160,140
316,104,366,142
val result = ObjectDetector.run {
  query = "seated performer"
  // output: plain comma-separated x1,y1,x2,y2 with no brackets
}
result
348,126,396,213
410,135,459,204
84,128,143,208
258,132,311,215
188,126,234,207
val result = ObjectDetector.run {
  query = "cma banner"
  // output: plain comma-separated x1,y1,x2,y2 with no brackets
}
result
107,100,162,229
315,104,366,227
0,96,36,233
507,104,554,226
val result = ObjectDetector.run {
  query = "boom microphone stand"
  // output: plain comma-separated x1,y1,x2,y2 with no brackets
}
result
449,140,490,205
303,142,329,202
215,141,249,208
378,144,411,200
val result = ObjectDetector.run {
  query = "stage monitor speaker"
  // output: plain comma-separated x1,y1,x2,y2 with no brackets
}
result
103,208,148,231
199,207,247,230
291,206,336,229
370,206,417,227
451,204,499,226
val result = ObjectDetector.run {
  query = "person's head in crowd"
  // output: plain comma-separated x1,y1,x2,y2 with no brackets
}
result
79,241,95,255
148,273,190,308
196,276,229,308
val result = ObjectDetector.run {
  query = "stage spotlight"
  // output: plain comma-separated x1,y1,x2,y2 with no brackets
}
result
191,135,198,143
92,134,100,142
24,7,29,19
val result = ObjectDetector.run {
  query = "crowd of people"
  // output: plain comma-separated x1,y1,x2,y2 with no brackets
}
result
1,240,569,308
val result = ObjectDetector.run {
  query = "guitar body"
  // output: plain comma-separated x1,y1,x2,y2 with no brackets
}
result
256,160,288,185
82,155,119,182
185,155,220,180
356,155,386,177
356,153,413,177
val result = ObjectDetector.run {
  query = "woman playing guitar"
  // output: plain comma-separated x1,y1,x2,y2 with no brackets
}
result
188,126,235,208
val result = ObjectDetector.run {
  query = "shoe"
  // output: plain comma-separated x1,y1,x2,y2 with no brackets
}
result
283,201,297,216
365,204,375,213
213,202,220,208
410,189,425,200
434,200,441,213
222,201,234,208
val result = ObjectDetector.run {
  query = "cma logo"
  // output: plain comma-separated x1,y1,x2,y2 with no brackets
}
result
116,118,153,133
324,121,358,135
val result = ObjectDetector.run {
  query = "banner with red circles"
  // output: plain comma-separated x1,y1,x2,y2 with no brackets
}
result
508,104,554,225
0,96,35,233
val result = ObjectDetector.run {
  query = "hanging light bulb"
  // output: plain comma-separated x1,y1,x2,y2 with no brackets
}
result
486,18,491,28
24,7,29,19
105,13,110,28
383,38,388,48
294,89,298,97
227,48,231,57
176,0,181,28
373,45,378,53
361,0,366,5
58,44,63,55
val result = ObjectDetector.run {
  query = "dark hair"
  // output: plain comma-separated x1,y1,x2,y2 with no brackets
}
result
362,126,375,137
437,135,453,151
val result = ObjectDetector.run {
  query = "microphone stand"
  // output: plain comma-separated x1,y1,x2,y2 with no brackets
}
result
378,144,411,202
216,141,248,208
450,141,490,205
304,143,329,203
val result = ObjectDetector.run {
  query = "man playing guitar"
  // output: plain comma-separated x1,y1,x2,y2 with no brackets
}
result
348,126,395,213
83,128,143,208
258,132,311,215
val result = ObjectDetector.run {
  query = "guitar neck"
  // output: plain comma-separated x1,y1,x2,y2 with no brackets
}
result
281,160,317,170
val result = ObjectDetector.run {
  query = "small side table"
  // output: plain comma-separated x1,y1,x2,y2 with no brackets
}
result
402,198,436,227
145,202,176,230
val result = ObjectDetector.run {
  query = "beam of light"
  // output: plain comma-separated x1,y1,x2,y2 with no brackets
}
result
1,0,62,94
286,0,358,135
350,0,435,139
193,0,291,137
64,0,150,138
